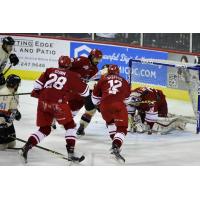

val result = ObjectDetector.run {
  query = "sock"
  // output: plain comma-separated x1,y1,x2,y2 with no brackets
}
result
27,131,47,147
107,123,116,140
65,128,77,153
113,132,125,149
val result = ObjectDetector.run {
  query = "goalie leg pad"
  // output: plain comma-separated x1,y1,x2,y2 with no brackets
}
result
153,117,187,133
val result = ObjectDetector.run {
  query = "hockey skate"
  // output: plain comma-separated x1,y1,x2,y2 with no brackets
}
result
66,145,85,163
19,143,32,164
110,144,125,163
76,124,85,136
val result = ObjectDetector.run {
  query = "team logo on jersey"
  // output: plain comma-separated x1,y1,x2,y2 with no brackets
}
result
74,45,92,57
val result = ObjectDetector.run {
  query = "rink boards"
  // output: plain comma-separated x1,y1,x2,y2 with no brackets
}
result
0,34,197,102
5,68,191,102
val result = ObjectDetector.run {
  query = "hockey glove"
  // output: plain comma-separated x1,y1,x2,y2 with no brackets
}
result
31,90,40,98
9,54,19,66
5,115,14,124
14,110,21,121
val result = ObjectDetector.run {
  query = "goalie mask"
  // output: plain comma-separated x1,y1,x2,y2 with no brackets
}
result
130,92,142,105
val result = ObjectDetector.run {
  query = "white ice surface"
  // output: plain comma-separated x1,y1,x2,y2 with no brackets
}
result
1,80,200,166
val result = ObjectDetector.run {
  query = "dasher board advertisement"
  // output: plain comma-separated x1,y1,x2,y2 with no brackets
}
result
0,34,70,72
70,41,168,86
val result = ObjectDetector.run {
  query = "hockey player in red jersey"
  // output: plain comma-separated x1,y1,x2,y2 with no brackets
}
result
67,49,103,135
92,64,131,162
19,56,89,163
127,87,168,134
67,49,102,116
76,64,111,136
70,49,102,81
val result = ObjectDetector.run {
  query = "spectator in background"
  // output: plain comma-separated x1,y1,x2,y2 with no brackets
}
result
95,33,132,43
180,55,188,63
41,33,92,39
65,33,91,39
95,33,117,42
179,55,190,83
194,56,200,64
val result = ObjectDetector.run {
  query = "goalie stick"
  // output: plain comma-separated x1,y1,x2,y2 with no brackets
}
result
128,100,156,106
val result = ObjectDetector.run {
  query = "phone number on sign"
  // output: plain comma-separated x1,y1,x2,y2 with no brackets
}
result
19,62,46,68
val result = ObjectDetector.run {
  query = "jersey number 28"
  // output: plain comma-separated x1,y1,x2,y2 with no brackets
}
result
44,73,67,90
108,80,122,94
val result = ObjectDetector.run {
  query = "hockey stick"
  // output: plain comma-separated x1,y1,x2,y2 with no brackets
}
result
4,136,84,162
155,118,179,127
3,64,13,76
7,147,22,150
128,100,156,106
0,92,31,97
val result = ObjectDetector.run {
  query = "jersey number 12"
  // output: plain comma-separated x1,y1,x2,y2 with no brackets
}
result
108,80,122,94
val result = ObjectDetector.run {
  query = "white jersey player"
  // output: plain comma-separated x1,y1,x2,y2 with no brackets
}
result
0,36,19,85
0,74,21,150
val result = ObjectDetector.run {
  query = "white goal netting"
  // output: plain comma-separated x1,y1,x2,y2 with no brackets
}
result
128,58,200,133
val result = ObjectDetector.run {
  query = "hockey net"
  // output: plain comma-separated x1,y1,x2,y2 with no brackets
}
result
128,58,200,134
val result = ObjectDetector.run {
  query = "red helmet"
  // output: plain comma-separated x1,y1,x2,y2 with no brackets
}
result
58,56,72,68
89,49,103,59
107,64,120,75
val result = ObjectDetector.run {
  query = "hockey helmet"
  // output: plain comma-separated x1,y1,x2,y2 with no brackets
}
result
58,56,72,69
2,36,15,46
107,64,120,75
6,74,21,88
89,49,103,59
